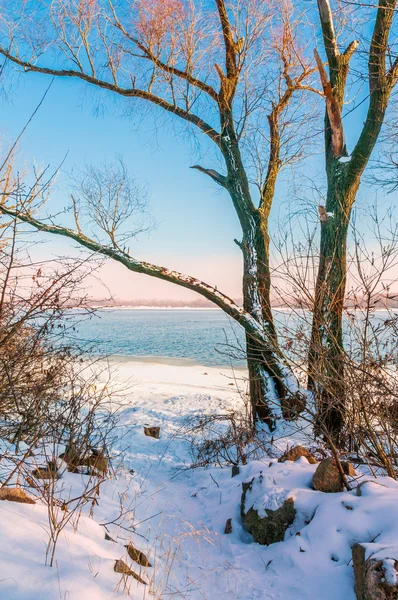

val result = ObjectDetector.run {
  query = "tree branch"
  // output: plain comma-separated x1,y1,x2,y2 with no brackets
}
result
317,0,339,65
260,108,282,213
215,0,238,82
314,48,346,157
387,55,398,87
260,56,318,211
343,39,360,61
0,48,222,148
348,0,397,182
0,203,273,347
214,0,239,106
190,165,228,188
108,3,219,102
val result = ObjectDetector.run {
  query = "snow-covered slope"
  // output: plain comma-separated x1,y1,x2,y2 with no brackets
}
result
0,359,397,599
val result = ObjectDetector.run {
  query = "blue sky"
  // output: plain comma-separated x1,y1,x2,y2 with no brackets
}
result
1,71,252,301
1,62,395,302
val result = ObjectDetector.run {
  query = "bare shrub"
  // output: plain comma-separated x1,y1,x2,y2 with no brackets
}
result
0,203,121,565
181,407,274,469
271,207,398,477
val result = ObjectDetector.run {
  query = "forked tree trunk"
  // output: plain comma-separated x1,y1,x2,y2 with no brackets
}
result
217,104,304,427
310,0,398,443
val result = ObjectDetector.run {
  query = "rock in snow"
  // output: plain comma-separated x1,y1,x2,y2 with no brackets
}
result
80,450,108,475
125,543,152,567
224,517,232,534
279,445,317,465
0,487,36,504
32,460,60,480
312,457,355,493
144,426,160,439
241,475,296,545
114,559,147,584
231,464,240,477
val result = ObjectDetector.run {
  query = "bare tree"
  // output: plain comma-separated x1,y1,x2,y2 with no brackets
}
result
309,0,398,440
0,0,317,426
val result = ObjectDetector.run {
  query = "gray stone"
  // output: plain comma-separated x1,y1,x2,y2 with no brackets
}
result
125,544,152,567
0,487,35,504
33,461,60,480
59,445,81,469
342,461,356,477
356,481,387,497
80,451,108,475
232,465,240,477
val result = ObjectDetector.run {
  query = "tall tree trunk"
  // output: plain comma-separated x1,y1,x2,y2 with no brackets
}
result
242,214,277,428
308,167,358,440
218,105,303,427
242,209,302,427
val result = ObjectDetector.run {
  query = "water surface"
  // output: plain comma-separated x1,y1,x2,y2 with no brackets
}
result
74,308,246,367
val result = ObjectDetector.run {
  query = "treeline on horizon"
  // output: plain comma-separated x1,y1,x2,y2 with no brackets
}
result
87,293,398,310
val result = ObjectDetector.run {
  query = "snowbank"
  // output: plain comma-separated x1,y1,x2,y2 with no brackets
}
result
1,358,398,599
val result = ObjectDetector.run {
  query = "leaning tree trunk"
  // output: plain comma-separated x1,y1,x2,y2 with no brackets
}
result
308,165,358,441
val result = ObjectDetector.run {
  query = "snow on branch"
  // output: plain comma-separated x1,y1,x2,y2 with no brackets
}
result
0,203,271,347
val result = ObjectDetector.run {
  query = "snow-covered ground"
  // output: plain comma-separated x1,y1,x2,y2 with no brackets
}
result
0,359,397,599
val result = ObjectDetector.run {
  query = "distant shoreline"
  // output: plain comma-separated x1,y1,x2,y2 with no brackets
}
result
81,305,398,312
90,305,222,310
